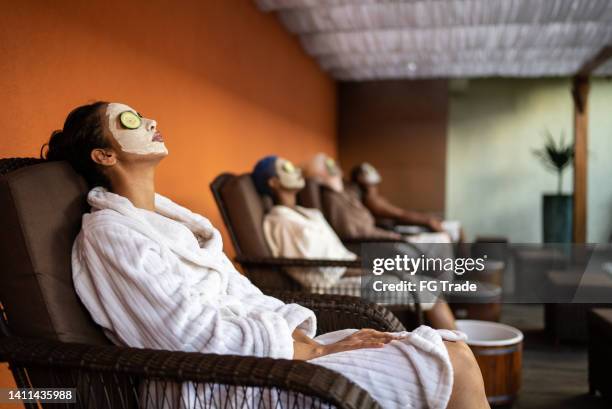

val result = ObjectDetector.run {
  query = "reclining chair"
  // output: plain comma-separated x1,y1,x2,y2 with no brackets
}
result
0,158,406,409
210,173,422,328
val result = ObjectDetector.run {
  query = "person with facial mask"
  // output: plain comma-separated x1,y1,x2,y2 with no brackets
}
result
252,155,359,292
254,155,458,331
303,153,401,240
351,162,465,243
39,102,489,409
303,153,459,328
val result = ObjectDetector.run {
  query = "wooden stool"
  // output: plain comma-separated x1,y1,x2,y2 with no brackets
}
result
588,308,612,399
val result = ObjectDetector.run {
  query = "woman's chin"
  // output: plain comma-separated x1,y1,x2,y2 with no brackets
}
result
145,144,169,157
123,148,169,161
151,149,169,159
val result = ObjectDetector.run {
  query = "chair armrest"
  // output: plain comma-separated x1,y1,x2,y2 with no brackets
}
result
0,336,381,409
238,262,421,329
270,291,406,333
236,256,362,269
340,238,425,258
393,224,431,235
341,237,403,244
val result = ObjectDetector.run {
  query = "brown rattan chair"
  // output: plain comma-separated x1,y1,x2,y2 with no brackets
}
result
210,173,362,291
588,308,612,399
0,158,406,409
210,173,422,328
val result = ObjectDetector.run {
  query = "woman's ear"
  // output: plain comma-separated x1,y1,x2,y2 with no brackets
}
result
357,172,366,185
267,176,281,191
91,148,117,167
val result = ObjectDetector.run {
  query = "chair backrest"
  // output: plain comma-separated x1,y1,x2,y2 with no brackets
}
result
0,158,109,345
210,173,299,291
343,181,398,230
210,173,272,258
296,178,323,211
297,178,369,239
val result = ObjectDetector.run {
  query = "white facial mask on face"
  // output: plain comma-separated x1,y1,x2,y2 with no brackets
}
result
275,158,305,190
325,157,340,176
361,162,382,185
304,153,344,192
105,102,168,155
324,157,344,192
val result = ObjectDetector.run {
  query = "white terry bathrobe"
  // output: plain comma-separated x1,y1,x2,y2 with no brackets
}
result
263,205,439,308
72,187,464,409
263,205,360,292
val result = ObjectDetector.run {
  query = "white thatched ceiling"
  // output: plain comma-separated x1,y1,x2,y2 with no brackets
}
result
255,0,612,80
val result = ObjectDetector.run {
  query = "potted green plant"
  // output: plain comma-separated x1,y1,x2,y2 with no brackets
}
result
533,130,574,243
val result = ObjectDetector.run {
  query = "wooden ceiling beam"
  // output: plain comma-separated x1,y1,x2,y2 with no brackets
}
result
576,45,612,78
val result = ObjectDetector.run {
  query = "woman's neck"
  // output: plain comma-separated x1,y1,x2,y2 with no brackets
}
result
275,189,297,208
110,164,157,211
364,184,378,197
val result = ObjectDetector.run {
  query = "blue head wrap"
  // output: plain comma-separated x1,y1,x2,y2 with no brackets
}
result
252,155,278,196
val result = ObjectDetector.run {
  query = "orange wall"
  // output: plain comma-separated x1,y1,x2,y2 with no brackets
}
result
0,0,336,398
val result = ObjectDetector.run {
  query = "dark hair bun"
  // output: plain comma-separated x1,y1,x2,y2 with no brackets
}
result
42,130,68,161
40,101,111,188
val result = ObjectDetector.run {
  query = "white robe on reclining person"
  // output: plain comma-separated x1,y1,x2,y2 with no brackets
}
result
72,187,464,409
263,205,360,293
264,205,439,309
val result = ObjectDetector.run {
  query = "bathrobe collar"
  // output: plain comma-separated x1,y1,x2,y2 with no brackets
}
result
87,187,229,273
268,205,317,220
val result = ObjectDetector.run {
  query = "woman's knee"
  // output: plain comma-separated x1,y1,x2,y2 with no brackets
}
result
445,341,485,388
445,341,489,408
446,341,477,370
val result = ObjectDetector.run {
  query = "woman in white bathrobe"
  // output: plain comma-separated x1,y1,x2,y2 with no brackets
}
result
253,155,457,330
42,101,489,409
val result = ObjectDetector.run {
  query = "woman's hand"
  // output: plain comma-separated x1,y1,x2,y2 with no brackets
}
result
293,329,324,360
293,329,319,346
321,329,402,356
428,217,445,232
293,328,403,360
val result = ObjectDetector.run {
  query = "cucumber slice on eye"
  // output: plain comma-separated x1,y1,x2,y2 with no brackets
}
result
282,161,296,173
119,111,142,129
325,157,338,174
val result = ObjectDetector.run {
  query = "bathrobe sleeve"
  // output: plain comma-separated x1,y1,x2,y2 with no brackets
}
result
73,221,309,359
219,253,318,335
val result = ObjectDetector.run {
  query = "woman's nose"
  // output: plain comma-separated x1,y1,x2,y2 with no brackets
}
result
147,119,157,132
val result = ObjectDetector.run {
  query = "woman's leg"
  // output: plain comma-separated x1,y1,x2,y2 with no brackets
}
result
445,341,490,409
425,301,457,330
